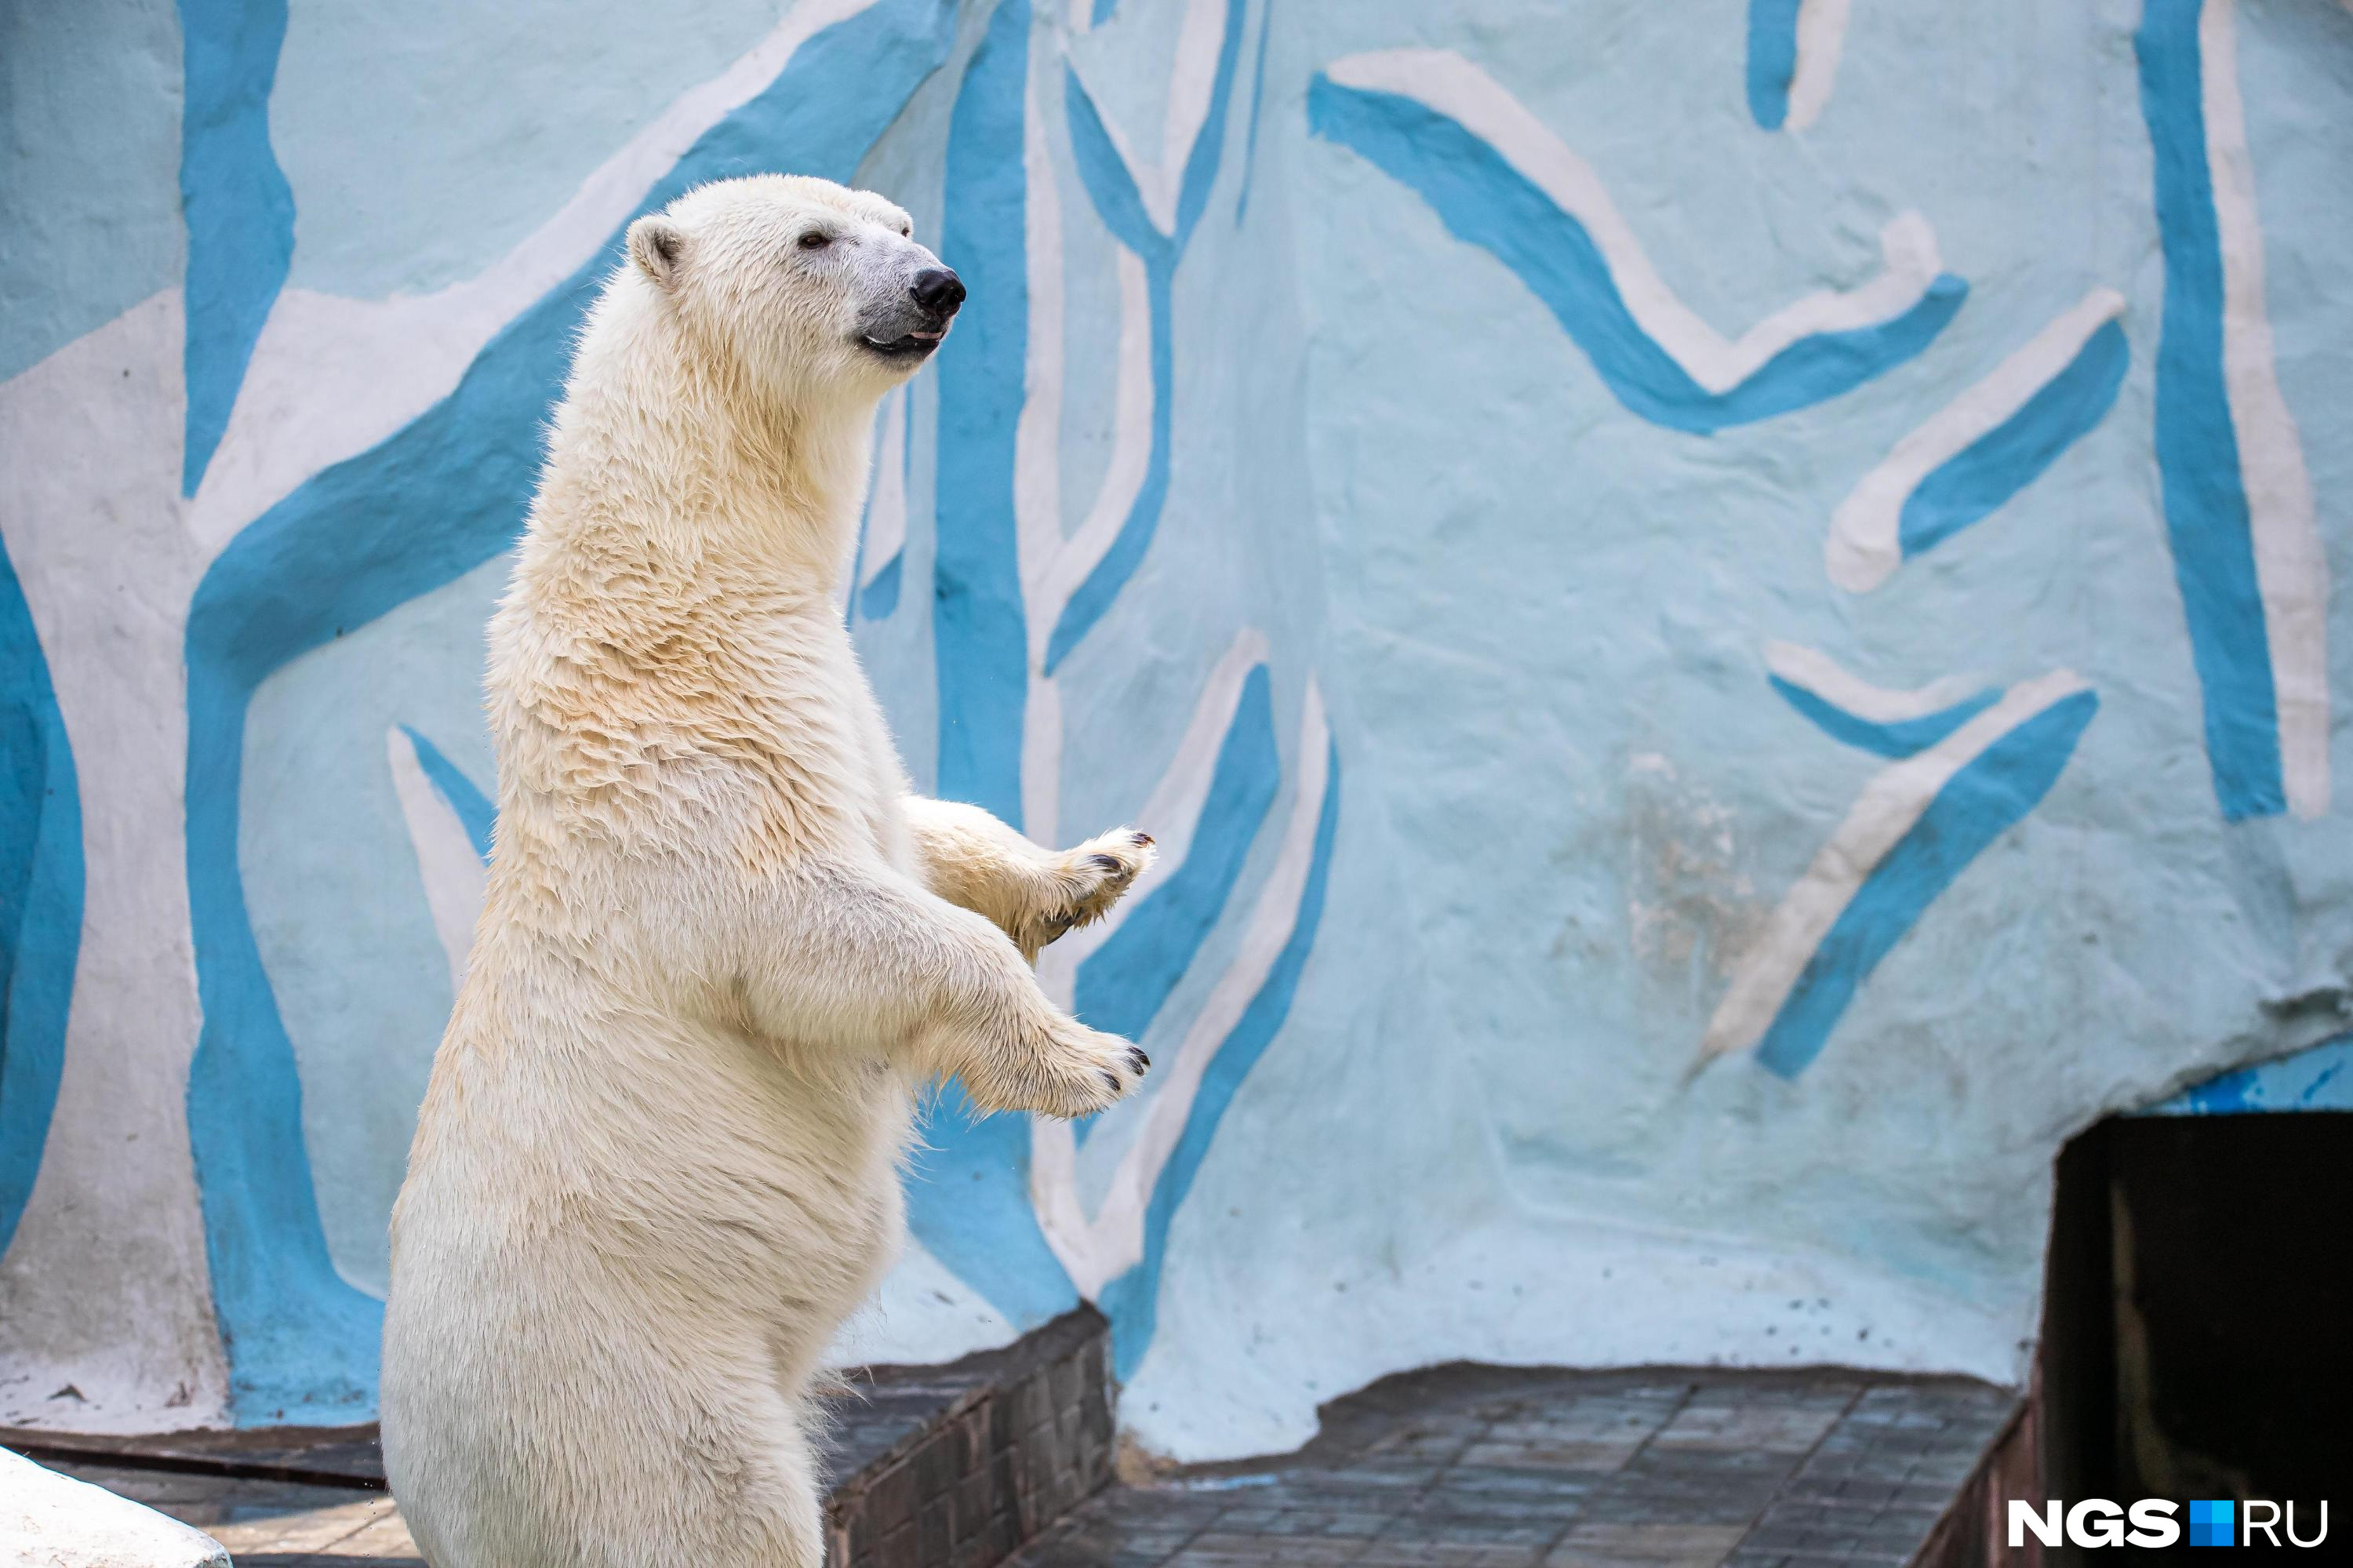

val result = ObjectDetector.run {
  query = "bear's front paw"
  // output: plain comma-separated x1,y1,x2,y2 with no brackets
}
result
1027,828,1155,953
1020,1016,1150,1119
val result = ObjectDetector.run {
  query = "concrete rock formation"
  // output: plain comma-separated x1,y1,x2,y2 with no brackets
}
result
2,0,2348,1466
0,1449,232,1568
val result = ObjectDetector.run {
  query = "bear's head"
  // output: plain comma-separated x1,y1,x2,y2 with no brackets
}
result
623,175,964,405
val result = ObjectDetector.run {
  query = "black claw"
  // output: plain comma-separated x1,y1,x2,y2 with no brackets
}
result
1129,1047,1151,1073
1133,831,1155,846
1100,1068,1122,1093
1089,853,1122,872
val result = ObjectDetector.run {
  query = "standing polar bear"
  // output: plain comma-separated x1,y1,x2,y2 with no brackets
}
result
380,176,1155,1568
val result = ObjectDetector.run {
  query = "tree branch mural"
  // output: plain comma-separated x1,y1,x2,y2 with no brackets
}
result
907,0,1339,1370
4,0,2344,1454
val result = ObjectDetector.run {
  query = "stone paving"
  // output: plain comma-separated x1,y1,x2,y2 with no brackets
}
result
23,1363,2013,1567
1006,1366,2017,1568
15,1308,1117,1568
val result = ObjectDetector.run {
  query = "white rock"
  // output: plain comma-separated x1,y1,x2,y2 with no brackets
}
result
0,1448,231,1568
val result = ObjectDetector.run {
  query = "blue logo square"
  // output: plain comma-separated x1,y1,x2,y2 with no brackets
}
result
2189,1498,2235,1547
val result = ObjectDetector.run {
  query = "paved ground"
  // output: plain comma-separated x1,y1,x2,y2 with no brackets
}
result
1009,1366,2017,1568
31,1365,2013,1567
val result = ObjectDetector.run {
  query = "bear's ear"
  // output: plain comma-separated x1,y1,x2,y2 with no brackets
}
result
627,216,687,290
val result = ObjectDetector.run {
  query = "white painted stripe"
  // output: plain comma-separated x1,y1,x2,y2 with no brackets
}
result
1014,29,1067,603
1762,642,1987,725
385,729,487,997
1783,0,1856,132
860,387,908,595
1824,288,2126,593
1034,680,1329,1297
181,0,885,555
1697,671,2090,1063
1022,672,1064,854
1031,246,1155,630
2202,0,2329,820
0,293,231,1431
1015,34,1071,846
1321,49,1944,396
1035,628,1271,1010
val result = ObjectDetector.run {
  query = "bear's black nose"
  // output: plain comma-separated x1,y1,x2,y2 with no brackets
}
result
911,267,966,318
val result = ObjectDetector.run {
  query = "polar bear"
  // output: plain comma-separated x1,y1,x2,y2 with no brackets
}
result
379,176,1155,1568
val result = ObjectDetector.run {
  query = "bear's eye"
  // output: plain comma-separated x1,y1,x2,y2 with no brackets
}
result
798,231,831,251
899,223,912,238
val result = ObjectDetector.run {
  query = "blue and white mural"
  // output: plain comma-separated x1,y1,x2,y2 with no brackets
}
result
2,0,2348,1460
2145,1029,2353,1115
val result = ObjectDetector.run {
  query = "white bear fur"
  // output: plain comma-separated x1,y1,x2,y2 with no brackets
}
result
380,176,1155,1568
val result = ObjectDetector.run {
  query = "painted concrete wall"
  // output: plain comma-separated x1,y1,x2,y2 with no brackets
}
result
2,0,2348,1458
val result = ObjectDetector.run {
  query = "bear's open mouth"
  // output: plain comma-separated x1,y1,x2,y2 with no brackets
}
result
860,328,946,361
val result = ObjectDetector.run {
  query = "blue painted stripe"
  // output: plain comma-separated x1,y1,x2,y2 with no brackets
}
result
2135,0,2283,822
2305,1060,2351,1107
1074,665,1278,1140
2140,1031,2353,1115
904,0,1082,1333
1306,77,1966,435
903,1072,1078,1330
846,403,910,627
1045,264,1173,672
0,541,84,1262
177,0,296,497
399,726,495,865
1062,73,1168,260
1235,0,1275,224
859,551,904,621
1048,75,1175,675
1171,0,1251,247
1746,0,1802,130
181,0,959,1421
1046,2,1249,671
1756,691,2098,1079
1898,318,2129,565
932,0,1032,827
845,475,868,628
1099,743,1340,1378
1768,676,2003,760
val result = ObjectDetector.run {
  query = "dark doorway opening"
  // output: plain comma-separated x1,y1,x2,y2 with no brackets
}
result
2039,1111,2351,1546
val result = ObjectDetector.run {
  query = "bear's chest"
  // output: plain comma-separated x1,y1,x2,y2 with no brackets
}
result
630,608,904,862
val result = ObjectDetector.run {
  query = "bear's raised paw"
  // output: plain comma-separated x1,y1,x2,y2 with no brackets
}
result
1013,1016,1150,1119
1020,828,1156,956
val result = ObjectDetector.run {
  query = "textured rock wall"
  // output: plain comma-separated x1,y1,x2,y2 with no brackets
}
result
2,0,2347,1460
